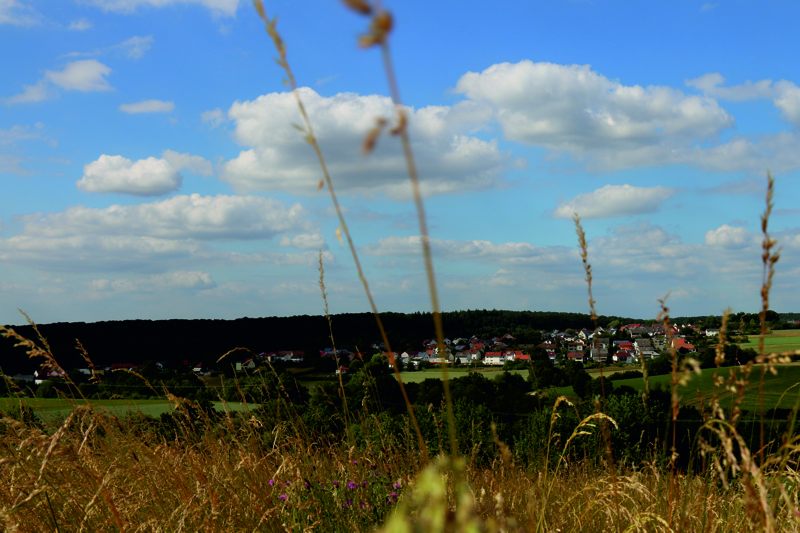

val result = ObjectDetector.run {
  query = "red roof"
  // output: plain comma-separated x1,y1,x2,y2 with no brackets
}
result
516,354,530,360
567,352,584,359
485,351,503,358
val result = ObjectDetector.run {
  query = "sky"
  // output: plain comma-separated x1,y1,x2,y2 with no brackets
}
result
2,0,800,326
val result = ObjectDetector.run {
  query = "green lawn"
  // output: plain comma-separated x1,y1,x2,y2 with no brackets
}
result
0,398,255,419
551,364,800,413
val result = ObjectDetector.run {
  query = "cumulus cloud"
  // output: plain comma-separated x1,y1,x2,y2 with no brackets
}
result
553,184,678,219
279,233,326,249
119,99,175,114
23,193,312,240
455,61,733,171
45,60,113,92
83,0,240,17
0,194,325,272
704,224,759,249
92,271,216,292
77,150,212,195
220,88,508,200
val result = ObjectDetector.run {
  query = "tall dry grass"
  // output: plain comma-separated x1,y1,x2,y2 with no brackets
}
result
2,2,800,532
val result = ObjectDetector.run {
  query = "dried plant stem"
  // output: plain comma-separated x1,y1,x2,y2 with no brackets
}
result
758,172,780,458
573,214,620,532
370,4,458,460
318,251,350,438
657,295,679,525
252,0,427,460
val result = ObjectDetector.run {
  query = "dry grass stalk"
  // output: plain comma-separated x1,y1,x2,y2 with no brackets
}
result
342,0,458,461
252,0,426,459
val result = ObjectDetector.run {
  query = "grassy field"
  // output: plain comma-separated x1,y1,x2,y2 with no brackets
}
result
0,398,254,418
741,330,800,353
552,364,800,413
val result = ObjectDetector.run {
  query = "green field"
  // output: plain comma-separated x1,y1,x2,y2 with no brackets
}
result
742,331,800,354
0,398,255,419
552,364,800,413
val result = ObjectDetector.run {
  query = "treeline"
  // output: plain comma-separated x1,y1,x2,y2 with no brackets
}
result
0,310,637,375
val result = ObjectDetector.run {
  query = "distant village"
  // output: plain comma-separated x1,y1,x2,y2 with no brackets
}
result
26,321,732,385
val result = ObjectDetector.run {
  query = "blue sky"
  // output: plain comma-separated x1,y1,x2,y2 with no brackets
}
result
2,0,800,325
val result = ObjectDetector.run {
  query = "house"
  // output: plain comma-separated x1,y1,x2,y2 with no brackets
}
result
705,329,720,337
613,350,635,364
672,338,696,352
236,359,257,371
335,366,349,375
590,347,608,362
567,352,584,363
484,352,505,365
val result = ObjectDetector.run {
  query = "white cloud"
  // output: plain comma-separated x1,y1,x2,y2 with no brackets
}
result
19,193,313,240
45,60,113,92
117,35,153,60
4,81,50,104
279,233,326,249
68,18,93,30
201,108,226,128
553,184,678,219
685,73,773,101
363,235,573,268
704,224,759,249
0,0,40,25
686,74,800,125
83,0,240,17
455,61,733,171
220,88,508,200
77,150,211,195
92,271,216,292
119,99,175,114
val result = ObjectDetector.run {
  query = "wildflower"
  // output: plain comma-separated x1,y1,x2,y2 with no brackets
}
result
304,483,310,489
333,481,339,487
393,483,401,489
348,482,357,490
269,480,275,486
279,494,287,501
285,481,291,486
362,481,368,487
390,492,398,499
353,460,358,464
360,502,366,509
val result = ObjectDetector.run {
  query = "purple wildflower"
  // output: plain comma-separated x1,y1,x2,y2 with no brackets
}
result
353,460,358,464
390,492,398,499
285,481,291,486
333,481,339,487
348,482,357,490
360,502,366,509
279,494,287,501
393,483,401,489
268,480,274,486
362,481,368,487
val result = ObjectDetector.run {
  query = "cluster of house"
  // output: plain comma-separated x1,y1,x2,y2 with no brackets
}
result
21,322,719,384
